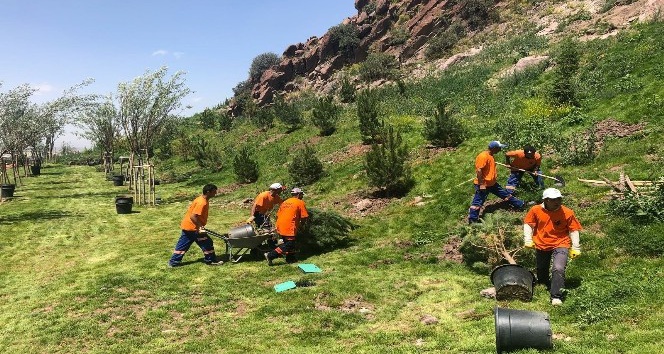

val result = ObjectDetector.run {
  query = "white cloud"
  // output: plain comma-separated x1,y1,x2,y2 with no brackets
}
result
152,49,168,56
173,51,184,59
32,83,54,95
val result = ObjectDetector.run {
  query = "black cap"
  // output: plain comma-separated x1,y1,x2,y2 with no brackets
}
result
523,145,536,155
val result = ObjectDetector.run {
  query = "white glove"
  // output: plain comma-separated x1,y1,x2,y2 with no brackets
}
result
523,224,534,248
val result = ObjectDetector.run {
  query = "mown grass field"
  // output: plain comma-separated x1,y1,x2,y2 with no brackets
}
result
2,20,664,354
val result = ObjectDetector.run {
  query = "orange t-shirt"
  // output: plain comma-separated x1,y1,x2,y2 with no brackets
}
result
524,204,582,251
180,195,209,231
254,191,283,214
275,197,309,237
473,150,498,186
506,150,541,171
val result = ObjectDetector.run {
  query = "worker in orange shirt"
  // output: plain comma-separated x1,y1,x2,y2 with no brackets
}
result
264,187,309,265
168,184,224,267
505,145,545,193
524,188,582,305
468,141,524,223
247,182,286,229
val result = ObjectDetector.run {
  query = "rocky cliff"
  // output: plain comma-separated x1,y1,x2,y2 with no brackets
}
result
238,0,663,111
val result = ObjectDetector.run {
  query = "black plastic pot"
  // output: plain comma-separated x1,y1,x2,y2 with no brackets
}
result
1,184,16,198
112,175,125,186
31,165,41,176
115,195,133,214
494,307,552,353
491,264,536,301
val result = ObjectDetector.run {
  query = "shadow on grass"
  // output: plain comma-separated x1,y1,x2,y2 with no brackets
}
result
0,210,75,224
31,191,118,199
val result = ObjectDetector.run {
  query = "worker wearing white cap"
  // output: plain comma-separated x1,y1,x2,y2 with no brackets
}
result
524,188,582,306
247,183,286,229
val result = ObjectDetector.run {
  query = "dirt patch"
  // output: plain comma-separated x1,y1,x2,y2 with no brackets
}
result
216,183,243,194
368,259,395,268
324,143,372,164
346,191,395,217
260,133,286,146
411,145,458,165
314,293,375,319
590,118,648,150
495,284,533,302
437,237,463,263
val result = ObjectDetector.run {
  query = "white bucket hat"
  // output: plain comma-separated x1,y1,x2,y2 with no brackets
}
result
542,188,562,199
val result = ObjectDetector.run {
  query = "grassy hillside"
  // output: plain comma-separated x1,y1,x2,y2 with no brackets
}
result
1,21,664,354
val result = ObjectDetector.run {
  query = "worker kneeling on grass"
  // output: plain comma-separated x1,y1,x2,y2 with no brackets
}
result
468,141,525,224
168,184,224,267
264,187,309,266
524,188,582,306
505,145,545,193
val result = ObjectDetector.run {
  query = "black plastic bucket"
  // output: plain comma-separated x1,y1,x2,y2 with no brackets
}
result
112,175,125,186
1,184,16,198
494,307,552,353
31,165,41,176
115,196,133,214
491,264,536,301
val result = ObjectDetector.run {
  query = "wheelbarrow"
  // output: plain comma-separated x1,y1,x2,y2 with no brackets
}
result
206,225,275,263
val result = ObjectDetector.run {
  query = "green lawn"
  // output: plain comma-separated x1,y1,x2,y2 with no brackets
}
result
1,164,662,353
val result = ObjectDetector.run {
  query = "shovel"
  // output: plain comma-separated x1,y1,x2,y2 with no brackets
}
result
495,162,565,187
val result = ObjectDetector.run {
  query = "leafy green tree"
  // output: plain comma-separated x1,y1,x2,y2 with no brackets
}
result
249,52,280,83
552,38,580,106
422,101,466,147
233,146,259,183
116,66,191,157
365,124,413,195
195,108,220,129
272,94,302,132
289,145,325,186
218,110,233,131
358,52,400,82
311,95,340,136
357,89,383,144
328,23,360,59
460,0,498,30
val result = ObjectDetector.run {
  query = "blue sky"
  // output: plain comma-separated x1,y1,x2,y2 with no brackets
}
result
0,0,356,149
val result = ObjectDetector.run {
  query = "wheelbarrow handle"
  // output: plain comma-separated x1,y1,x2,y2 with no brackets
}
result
204,229,228,239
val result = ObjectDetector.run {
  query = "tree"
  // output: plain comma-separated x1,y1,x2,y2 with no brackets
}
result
422,101,466,147
311,95,340,136
357,89,383,144
233,146,259,183
116,66,191,158
273,94,302,132
338,75,356,103
289,145,325,186
358,52,400,82
552,38,580,106
76,96,121,159
365,124,413,195
249,52,280,84
328,23,360,59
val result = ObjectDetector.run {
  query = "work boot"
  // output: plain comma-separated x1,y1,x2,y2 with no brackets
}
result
551,298,563,306
264,252,274,266
285,254,297,264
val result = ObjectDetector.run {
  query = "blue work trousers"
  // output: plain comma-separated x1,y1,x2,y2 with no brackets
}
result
468,183,524,222
169,230,217,265
506,169,545,191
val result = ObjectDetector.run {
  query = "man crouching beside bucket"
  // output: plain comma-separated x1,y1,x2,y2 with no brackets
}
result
523,188,582,305
264,187,309,266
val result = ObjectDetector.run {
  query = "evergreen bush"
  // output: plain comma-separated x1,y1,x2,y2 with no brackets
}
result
311,95,340,136
357,89,383,144
338,76,356,103
422,101,466,147
328,23,360,59
298,208,356,253
358,52,400,82
273,94,302,132
552,38,580,106
365,124,413,195
251,106,274,131
233,146,259,184
249,52,280,83
289,145,325,186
